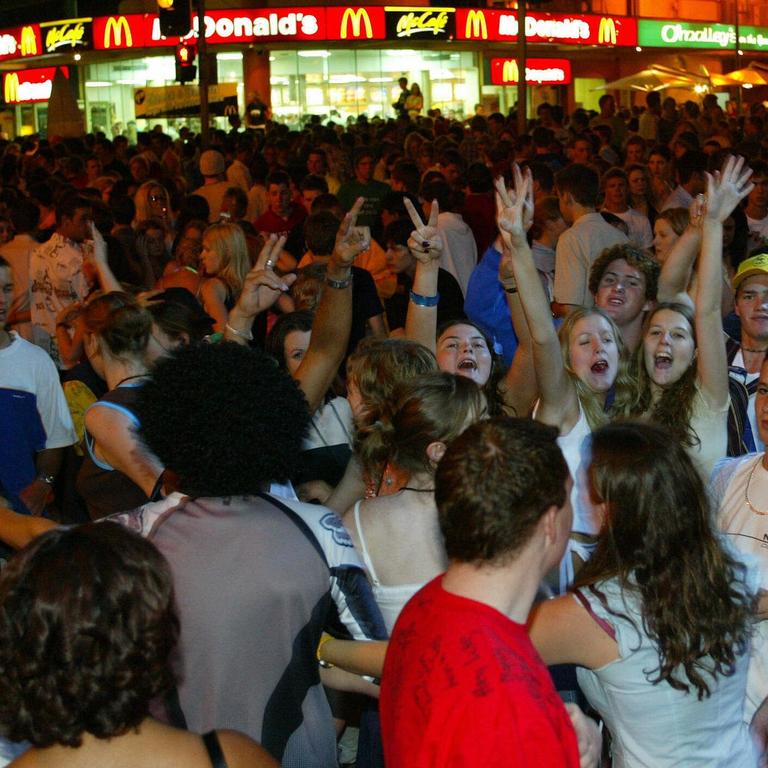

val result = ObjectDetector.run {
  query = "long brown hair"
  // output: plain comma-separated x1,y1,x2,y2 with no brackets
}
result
631,302,699,446
575,421,753,699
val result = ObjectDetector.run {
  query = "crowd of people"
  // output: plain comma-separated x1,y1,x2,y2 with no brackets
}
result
2,90,768,766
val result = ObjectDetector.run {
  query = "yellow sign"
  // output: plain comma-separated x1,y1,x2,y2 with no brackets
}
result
44,21,86,51
103,16,132,49
598,17,617,45
502,59,520,83
4,72,19,103
20,26,37,56
396,9,450,38
340,8,373,39
464,9,487,39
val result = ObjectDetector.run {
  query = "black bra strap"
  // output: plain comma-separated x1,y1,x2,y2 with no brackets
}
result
202,730,228,768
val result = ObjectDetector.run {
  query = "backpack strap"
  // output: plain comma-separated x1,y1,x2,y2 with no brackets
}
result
202,731,229,768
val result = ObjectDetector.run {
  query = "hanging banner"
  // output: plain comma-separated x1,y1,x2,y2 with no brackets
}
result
134,82,238,118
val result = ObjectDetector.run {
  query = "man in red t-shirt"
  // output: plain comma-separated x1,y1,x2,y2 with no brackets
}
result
254,170,307,271
380,418,599,768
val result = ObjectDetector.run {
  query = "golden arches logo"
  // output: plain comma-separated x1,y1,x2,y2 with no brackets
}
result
20,26,37,56
501,59,519,84
598,17,617,45
464,10,487,40
340,8,373,39
4,73,19,103
103,16,132,48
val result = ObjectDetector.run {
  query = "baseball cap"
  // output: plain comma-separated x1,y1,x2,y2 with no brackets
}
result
199,149,225,177
733,252,768,291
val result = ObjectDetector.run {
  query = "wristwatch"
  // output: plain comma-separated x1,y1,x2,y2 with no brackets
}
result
36,473,55,486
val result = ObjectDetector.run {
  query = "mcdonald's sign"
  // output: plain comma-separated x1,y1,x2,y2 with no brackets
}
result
491,58,571,85
598,17,617,45
464,10,488,40
340,8,373,39
326,6,385,40
101,16,133,49
20,26,38,56
3,66,68,104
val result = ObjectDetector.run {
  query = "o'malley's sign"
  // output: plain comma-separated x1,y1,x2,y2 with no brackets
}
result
639,19,768,51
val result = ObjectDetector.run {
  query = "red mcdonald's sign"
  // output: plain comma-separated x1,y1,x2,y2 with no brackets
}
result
326,7,386,40
491,57,572,85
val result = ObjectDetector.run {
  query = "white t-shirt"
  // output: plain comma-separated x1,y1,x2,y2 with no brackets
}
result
712,453,768,721
746,212,768,244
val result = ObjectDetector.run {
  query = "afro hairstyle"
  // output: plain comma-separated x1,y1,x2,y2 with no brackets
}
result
137,342,311,496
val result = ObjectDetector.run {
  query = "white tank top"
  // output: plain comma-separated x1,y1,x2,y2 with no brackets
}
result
352,500,423,635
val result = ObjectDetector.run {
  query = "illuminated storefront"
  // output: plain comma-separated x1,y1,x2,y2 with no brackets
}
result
0,6,764,137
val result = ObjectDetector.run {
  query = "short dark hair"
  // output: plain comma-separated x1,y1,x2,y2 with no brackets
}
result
137,343,310,495
109,194,136,226
383,218,413,249
589,243,659,301
676,151,708,185
465,162,493,194
8,197,39,233
266,170,290,188
301,174,329,194
54,193,92,226
436,417,568,565
304,210,340,256
555,164,599,207
391,161,420,196
420,179,454,211
528,161,554,194
0,523,178,747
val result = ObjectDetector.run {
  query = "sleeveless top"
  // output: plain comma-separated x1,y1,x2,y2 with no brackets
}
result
575,579,756,767
352,500,422,634
555,405,598,592
76,382,153,520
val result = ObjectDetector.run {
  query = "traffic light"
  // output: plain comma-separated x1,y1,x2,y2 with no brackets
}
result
158,0,192,38
175,41,197,83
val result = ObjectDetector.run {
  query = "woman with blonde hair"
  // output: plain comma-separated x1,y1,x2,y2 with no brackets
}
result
133,181,173,229
495,167,635,590
199,221,251,332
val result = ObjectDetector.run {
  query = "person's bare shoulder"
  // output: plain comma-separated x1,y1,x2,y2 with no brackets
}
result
217,729,279,768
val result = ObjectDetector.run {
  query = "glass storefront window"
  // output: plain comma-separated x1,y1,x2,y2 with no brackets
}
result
270,49,479,127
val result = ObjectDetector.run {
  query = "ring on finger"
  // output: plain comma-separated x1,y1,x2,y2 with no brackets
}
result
265,259,275,269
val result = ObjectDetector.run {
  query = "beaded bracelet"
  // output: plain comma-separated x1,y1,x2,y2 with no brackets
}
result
409,290,440,307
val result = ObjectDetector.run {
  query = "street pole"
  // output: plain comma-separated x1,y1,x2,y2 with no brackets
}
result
734,0,742,114
197,0,210,146
516,0,527,137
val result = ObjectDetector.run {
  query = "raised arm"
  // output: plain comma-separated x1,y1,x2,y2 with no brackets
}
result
403,199,442,353
89,223,122,293
495,169,579,432
695,156,753,409
224,234,295,345
656,199,703,306
497,239,538,417
294,198,366,412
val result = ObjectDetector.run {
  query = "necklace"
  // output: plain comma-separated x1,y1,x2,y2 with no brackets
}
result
115,373,149,388
741,346,768,354
401,486,435,493
745,455,768,515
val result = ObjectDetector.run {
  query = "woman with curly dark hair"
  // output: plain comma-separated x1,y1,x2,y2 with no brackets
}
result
529,421,757,767
0,522,276,767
